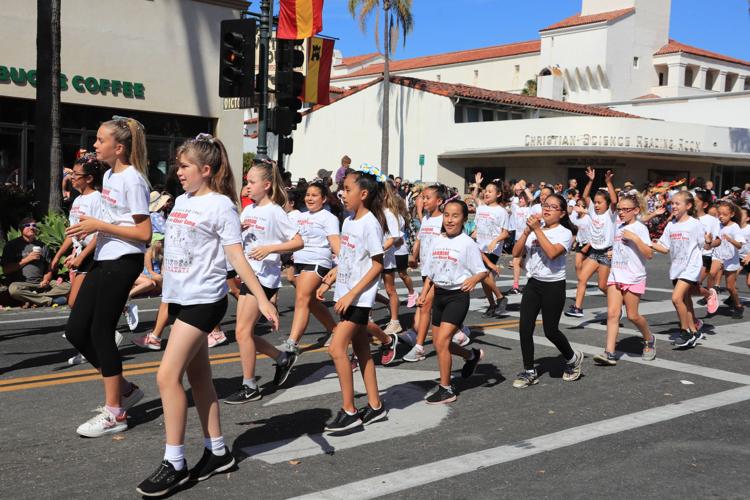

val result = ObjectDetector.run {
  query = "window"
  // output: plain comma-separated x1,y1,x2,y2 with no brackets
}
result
725,73,738,92
510,113,523,120
436,74,441,82
633,57,639,69
465,107,479,123
481,109,494,122
514,65,520,73
705,69,717,90
684,67,695,87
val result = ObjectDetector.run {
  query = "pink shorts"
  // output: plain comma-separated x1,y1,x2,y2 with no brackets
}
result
607,280,646,295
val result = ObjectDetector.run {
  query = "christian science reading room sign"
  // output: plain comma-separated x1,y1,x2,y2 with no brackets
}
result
525,133,702,153
0,65,145,99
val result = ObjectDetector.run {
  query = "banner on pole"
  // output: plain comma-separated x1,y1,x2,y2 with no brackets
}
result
303,37,335,105
278,0,324,40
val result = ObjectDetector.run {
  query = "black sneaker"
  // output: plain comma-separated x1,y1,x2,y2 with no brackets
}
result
224,384,262,404
723,296,733,306
508,287,521,295
482,304,496,318
136,460,189,497
461,348,484,379
732,307,744,319
493,297,508,317
696,297,707,306
564,305,584,318
672,329,695,348
357,404,387,425
425,385,457,404
190,447,236,482
273,351,298,386
325,408,362,433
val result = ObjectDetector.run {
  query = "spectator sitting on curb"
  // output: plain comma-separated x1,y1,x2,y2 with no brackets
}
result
1,217,70,307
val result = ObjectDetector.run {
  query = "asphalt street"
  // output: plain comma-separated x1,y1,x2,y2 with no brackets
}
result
1,254,749,499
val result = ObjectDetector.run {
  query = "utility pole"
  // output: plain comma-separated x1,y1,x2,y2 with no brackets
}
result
256,0,273,160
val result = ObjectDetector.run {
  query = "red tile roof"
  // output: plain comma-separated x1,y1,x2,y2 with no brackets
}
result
332,40,541,81
303,75,638,119
634,93,661,100
329,85,347,94
336,52,381,67
540,8,635,32
391,76,638,118
654,39,750,69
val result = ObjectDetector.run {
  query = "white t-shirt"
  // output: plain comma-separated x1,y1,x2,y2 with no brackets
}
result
509,203,530,233
587,204,617,250
530,203,542,217
524,225,573,282
384,209,401,270
418,214,443,271
426,233,486,290
608,221,651,284
739,225,750,259
287,209,302,227
240,202,298,289
475,204,509,255
95,166,150,261
162,192,242,305
292,209,339,268
713,222,746,271
394,214,409,256
570,211,591,245
658,217,704,281
69,190,103,251
698,214,721,257
334,212,384,308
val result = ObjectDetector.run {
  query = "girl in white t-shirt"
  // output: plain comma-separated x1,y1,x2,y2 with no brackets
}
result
418,199,488,404
316,164,388,433
566,167,618,319
281,180,340,354
472,177,509,318
693,189,721,316
511,193,583,388
593,193,655,366
65,117,152,439
136,135,279,496
225,160,303,405
509,189,531,294
709,201,745,319
379,182,407,337
403,184,449,362
652,191,705,348
570,200,592,282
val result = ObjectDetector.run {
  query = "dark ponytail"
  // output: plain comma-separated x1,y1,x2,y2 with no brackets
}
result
346,169,387,233
74,152,105,191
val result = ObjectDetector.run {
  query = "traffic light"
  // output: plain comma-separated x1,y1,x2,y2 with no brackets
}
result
219,19,256,99
270,39,304,136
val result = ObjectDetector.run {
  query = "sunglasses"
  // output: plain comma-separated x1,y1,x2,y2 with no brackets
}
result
22,223,37,229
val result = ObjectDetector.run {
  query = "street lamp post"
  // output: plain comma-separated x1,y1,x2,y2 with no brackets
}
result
256,0,273,160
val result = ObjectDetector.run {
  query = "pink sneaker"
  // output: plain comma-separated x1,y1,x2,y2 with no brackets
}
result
706,288,719,315
132,332,161,351
406,292,418,308
207,330,228,348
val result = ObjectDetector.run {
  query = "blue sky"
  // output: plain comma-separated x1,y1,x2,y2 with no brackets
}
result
315,0,750,62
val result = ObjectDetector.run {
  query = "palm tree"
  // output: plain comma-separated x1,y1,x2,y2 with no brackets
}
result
348,0,413,175
521,79,537,97
34,0,62,215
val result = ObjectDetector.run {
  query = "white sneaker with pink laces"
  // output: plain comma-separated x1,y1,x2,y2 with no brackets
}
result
132,332,162,351
207,330,228,348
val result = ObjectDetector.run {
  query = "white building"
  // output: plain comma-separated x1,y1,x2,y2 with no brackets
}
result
1,0,249,191
280,0,750,191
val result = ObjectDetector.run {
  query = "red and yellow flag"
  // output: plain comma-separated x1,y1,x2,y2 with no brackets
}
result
303,37,335,105
278,0,324,40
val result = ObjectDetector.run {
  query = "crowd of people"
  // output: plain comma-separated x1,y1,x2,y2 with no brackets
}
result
3,116,750,496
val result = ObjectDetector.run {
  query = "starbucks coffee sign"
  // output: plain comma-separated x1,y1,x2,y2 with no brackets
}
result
0,64,145,99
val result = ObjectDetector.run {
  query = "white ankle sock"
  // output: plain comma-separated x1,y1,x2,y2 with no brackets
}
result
567,353,578,365
164,444,185,470
242,377,257,389
204,436,226,456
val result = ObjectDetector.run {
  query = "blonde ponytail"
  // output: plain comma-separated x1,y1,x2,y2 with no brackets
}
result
104,115,150,184
175,134,239,205
252,160,288,207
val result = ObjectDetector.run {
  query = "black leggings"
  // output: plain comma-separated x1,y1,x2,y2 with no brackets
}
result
519,278,575,370
65,253,143,377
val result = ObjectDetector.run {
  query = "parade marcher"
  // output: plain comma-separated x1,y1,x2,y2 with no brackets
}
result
709,200,745,319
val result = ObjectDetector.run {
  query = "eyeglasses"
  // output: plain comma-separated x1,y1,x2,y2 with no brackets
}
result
541,204,562,210
617,207,638,212
70,171,87,178
22,223,37,229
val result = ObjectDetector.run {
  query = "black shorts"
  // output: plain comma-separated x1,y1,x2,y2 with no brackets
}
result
340,305,371,326
293,263,330,279
167,296,228,333
431,288,470,327
576,243,591,256
75,252,95,274
239,283,279,299
702,255,713,272
395,254,409,272
226,270,238,279
483,252,499,271
672,278,698,287
587,246,612,267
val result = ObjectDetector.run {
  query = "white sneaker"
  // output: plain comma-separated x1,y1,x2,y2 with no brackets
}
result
121,383,144,410
125,303,139,331
207,330,228,348
403,344,426,362
68,353,87,365
278,338,301,354
452,329,471,347
115,330,125,347
132,332,162,351
61,332,67,339
383,320,403,336
76,408,128,438
399,329,417,347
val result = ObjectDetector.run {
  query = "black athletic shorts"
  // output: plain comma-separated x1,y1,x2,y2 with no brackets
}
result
293,263,330,279
483,252,500,271
340,305,371,326
431,288,470,327
239,283,279,299
702,255,713,272
168,296,228,333
576,243,591,256
75,252,95,274
226,270,238,279
395,254,409,272
672,278,698,287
